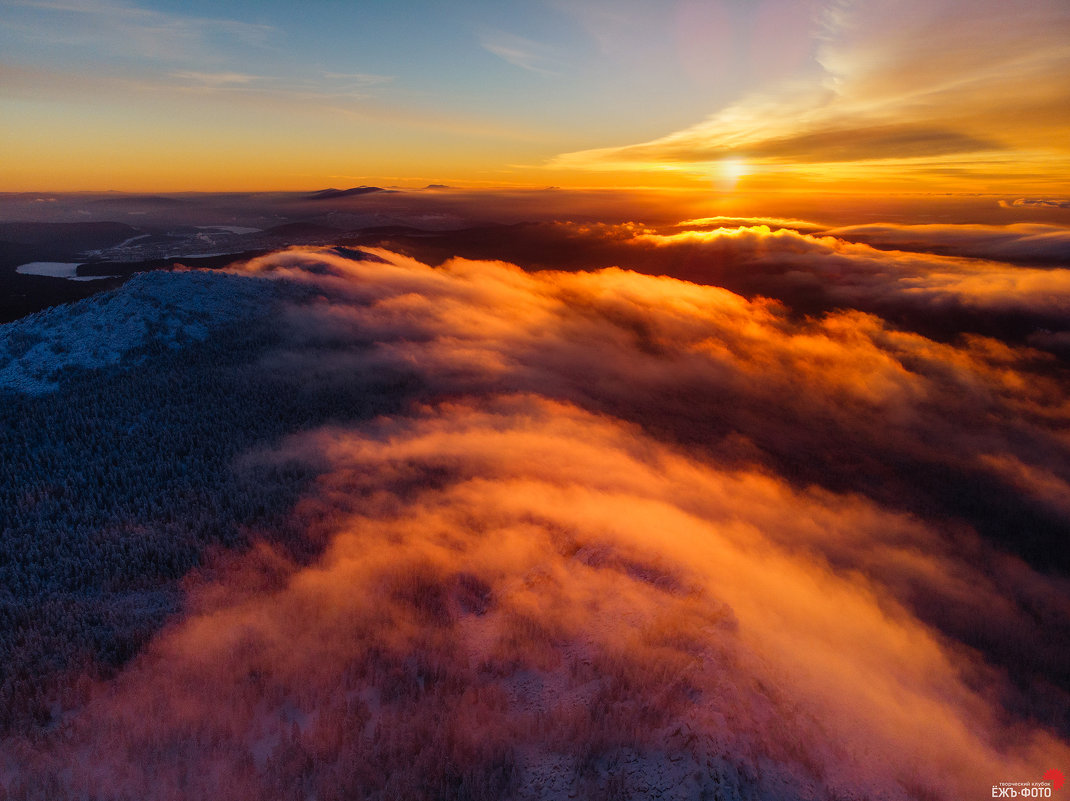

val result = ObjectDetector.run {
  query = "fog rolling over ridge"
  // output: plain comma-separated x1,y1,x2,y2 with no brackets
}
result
1,216,1070,799
4,0,1070,793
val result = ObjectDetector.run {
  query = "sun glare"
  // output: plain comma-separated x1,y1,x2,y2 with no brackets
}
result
715,157,749,191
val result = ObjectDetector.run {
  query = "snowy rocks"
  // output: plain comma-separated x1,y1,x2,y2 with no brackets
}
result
0,270,277,394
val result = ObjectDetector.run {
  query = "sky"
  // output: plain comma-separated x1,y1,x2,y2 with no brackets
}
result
2,6,1070,796
1,0,1068,193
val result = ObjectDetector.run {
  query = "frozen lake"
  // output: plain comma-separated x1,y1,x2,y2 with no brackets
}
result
16,262,115,281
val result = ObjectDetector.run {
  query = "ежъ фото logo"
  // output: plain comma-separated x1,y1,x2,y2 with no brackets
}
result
992,770,1063,797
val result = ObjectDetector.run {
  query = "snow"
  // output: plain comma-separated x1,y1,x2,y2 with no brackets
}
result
15,262,115,281
0,269,278,395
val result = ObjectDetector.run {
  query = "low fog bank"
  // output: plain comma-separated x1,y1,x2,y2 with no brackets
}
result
3,244,1067,800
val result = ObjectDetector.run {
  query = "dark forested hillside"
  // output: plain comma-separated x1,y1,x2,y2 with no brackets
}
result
0,272,423,733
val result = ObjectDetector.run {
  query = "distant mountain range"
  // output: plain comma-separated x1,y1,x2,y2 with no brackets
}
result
88,195,192,207
305,186,387,200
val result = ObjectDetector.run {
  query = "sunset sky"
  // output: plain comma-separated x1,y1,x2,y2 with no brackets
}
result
2,0,1069,193
4,4,1070,797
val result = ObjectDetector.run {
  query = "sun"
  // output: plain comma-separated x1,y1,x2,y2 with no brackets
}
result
715,157,749,191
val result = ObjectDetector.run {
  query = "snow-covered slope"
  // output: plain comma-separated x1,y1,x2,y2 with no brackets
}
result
0,269,276,394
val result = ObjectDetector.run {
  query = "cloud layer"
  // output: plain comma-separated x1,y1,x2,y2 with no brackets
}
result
5,244,1068,799
388,216,1070,350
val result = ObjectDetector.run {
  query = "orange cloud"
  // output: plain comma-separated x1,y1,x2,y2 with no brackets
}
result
551,0,1070,191
11,396,1069,799
825,222,1070,264
6,246,1069,798
637,225,1070,315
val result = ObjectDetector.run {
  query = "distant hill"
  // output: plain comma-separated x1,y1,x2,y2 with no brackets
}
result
0,221,139,251
305,186,386,200
88,195,191,207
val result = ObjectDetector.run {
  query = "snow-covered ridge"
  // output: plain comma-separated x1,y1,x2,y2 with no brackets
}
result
0,269,277,395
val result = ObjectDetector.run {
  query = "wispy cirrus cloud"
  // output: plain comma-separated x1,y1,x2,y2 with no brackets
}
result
0,59,395,110
551,0,1070,187
169,70,263,86
3,0,275,61
478,29,561,76
0,58,536,148
165,69,394,102
321,71,394,87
